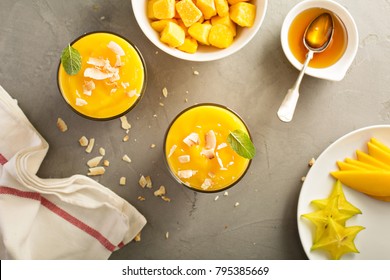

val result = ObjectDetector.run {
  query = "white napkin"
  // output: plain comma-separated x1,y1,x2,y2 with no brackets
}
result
0,85,146,259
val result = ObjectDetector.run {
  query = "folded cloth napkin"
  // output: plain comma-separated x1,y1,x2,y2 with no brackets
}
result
0,85,146,259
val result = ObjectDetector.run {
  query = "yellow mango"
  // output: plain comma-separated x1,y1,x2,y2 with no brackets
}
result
153,0,176,19
208,23,234,48
367,141,390,166
188,22,212,45
148,0,159,19
177,37,198,53
370,137,390,154
344,158,382,170
175,0,203,27
214,0,229,17
196,0,217,19
356,150,390,170
151,19,178,32
160,21,185,47
211,15,237,36
330,170,390,196
229,2,256,27
336,161,364,171
227,0,250,4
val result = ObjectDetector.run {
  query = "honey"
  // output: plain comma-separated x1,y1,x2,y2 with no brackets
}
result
288,8,348,68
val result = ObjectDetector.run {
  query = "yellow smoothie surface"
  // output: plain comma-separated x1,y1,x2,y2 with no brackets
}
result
165,104,251,192
58,32,146,119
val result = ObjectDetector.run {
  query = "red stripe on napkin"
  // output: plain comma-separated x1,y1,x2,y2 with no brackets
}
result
0,154,7,165
0,186,116,252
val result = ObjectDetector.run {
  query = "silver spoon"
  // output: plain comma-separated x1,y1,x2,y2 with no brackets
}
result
277,12,334,122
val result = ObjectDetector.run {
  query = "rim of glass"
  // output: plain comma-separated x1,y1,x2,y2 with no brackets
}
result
163,103,253,193
56,31,147,121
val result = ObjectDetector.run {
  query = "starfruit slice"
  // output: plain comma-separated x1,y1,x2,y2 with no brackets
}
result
302,195,353,242
311,180,362,216
311,217,365,260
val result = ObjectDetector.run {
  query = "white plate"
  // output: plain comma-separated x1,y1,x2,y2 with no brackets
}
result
297,125,390,260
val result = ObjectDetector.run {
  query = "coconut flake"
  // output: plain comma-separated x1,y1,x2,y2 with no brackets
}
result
87,57,107,67
84,67,114,80
107,41,125,56
76,98,88,106
201,178,213,190
83,80,95,96
178,170,197,179
205,130,216,150
201,148,215,159
127,89,139,98
168,145,177,158
217,142,228,150
178,155,190,163
183,133,199,147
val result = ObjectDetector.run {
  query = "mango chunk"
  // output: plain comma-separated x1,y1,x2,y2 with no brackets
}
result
176,0,203,27
227,0,250,4
214,0,229,17
211,15,237,37
152,0,176,19
196,0,217,19
148,0,159,19
151,19,178,32
177,37,198,53
188,22,212,45
331,170,390,196
208,24,234,48
160,21,185,47
229,2,256,27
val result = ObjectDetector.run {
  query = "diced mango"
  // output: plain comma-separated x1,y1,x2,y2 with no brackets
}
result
196,0,217,19
152,0,176,19
227,0,250,4
211,15,237,36
188,22,212,45
214,0,229,17
151,19,178,32
176,0,203,27
177,19,190,36
208,24,234,48
160,21,185,47
229,2,256,27
177,37,199,53
147,0,159,19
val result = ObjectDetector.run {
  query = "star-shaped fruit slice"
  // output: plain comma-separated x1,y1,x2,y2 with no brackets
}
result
311,217,365,260
301,195,353,242
311,180,362,216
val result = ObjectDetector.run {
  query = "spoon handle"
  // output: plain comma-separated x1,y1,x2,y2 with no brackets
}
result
277,51,314,122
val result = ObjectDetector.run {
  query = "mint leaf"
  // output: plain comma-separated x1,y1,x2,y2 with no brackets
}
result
61,44,81,75
227,129,256,159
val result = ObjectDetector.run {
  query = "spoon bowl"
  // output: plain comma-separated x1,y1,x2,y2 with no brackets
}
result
277,12,334,123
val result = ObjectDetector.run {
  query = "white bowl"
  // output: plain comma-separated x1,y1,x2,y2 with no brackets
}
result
132,0,268,62
281,0,358,81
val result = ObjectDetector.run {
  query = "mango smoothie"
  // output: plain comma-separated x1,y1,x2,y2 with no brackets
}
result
58,32,146,120
164,104,252,192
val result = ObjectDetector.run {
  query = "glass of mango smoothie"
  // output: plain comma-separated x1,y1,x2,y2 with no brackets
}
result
164,104,253,193
57,32,147,120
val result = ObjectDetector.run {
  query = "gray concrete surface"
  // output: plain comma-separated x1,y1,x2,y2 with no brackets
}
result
0,0,389,260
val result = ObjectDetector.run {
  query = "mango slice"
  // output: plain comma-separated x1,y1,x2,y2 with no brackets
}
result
344,157,382,170
331,170,390,196
356,150,390,170
370,137,390,154
367,142,390,166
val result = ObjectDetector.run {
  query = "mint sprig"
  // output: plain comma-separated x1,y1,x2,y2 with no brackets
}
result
227,129,256,159
61,44,81,75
